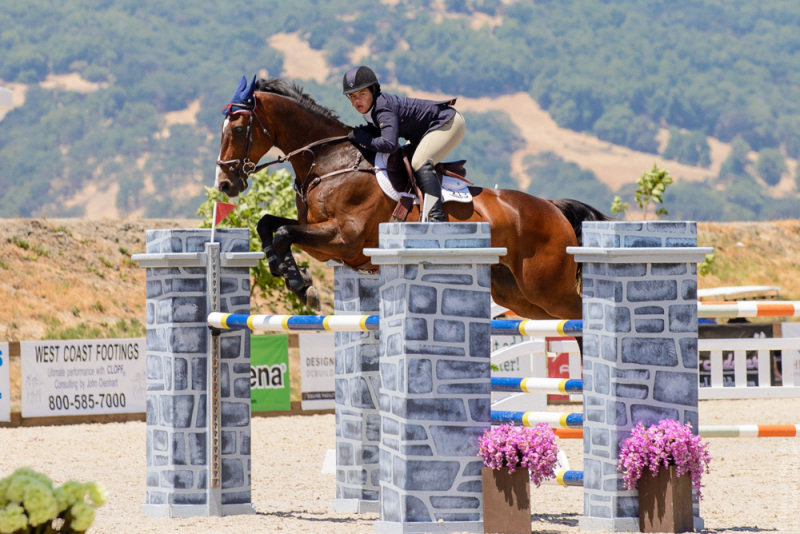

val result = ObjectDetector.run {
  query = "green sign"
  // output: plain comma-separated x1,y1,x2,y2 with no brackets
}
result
250,334,290,412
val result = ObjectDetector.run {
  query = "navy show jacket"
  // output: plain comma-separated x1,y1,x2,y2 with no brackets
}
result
356,91,457,153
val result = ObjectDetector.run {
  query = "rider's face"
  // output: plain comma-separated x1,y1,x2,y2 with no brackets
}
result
348,88,373,114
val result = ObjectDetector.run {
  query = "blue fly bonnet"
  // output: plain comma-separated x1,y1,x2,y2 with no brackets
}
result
221,75,256,115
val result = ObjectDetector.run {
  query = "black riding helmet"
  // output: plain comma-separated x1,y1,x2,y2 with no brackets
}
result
342,66,380,95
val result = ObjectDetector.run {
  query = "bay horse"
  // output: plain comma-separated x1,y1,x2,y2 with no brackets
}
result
215,76,609,320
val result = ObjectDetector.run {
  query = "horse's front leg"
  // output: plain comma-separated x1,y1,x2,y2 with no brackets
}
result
257,214,297,277
272,220,345,309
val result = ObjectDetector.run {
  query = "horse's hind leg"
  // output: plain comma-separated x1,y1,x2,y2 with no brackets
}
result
491,265,558,319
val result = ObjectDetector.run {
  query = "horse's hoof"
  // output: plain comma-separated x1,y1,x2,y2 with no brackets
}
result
305,286,321,310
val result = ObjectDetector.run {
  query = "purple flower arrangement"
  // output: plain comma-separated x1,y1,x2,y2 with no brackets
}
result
618,419,712,498
477,423,559,487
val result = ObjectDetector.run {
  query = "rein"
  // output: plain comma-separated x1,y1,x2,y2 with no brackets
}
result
252,135,350,174
217,102,381,202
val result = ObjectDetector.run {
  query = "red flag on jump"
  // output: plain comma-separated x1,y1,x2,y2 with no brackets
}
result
211,201,236,243
214,201,236,225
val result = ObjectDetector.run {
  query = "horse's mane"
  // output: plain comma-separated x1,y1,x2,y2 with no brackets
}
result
254,78,347,127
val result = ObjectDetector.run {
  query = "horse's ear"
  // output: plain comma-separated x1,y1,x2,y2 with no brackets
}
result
235,75,247,96
245,75,257,104
227,75,257,110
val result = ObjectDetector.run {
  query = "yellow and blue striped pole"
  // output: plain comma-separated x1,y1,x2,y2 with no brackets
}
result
554,469,584,487
490,410,583,428
491,377,583,394
209,313,585,336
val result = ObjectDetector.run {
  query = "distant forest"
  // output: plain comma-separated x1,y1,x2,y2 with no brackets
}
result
1,0,800,219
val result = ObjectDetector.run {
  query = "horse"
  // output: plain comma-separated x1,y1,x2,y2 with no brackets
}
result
214,76,610,320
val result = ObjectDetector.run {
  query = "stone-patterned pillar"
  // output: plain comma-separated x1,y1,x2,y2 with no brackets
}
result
366,222,505,534
135,228,261,517
332,266,382,513
570,221,712,532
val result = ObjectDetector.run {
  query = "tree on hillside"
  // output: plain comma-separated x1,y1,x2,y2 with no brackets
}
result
450,110,524,190
662,181,725,221
718,137,751,178
756,148,786,186
592,105,659,154
662,128,711,167
524,152,615,207
777,114,800,158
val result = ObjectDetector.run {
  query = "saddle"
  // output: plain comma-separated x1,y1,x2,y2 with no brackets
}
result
366,145,470,221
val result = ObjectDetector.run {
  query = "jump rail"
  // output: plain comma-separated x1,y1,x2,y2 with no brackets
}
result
502,413,800,438
208,300,800,337
491,377,583,394
491,410,584,428
207,312,582,337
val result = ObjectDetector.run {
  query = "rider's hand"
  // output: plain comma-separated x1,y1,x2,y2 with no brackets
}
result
347,126,373,148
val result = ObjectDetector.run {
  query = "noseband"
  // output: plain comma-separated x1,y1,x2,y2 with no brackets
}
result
216,105,271,190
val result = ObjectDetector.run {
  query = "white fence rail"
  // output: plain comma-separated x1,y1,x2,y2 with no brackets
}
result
698,337,800,399
490,336,800,403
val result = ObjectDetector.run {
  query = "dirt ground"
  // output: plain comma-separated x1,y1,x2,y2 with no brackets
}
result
0,398,798,534
2,218,800,532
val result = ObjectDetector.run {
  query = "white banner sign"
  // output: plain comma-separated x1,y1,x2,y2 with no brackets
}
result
0,342,9,422
21,338,146,418
299,333,335,411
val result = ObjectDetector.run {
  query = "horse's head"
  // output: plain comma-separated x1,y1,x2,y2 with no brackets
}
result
215,75,273,197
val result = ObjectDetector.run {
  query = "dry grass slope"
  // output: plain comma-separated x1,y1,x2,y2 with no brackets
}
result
1,217,799,342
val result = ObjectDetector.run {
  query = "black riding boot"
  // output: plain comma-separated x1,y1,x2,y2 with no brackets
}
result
414,162,447,222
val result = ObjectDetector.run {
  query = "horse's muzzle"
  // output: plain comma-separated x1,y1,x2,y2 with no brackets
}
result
215,161,248,197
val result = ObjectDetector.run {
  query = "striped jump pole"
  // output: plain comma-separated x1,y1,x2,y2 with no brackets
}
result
490,319,584,337
698,301,800,318
207,312,379,332
491,376,583,395
534,425,800,439
698,424,800,438
208,312,585,337
209,301,800,336
491,410,583,428
554,469,584,487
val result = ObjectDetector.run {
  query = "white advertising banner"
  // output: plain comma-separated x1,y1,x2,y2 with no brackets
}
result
299,333,335,411
0,342,9,422
21,338,146,418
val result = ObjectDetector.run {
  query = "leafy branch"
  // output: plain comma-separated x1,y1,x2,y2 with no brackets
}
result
197,168,314,315
611,163,674,220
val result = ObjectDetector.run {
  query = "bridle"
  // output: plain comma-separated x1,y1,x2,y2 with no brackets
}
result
215,102,272,192
216,100,371,202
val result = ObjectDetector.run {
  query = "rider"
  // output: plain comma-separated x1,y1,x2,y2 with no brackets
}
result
342,66,465,222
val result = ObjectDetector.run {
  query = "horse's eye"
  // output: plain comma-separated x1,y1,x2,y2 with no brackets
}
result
233,126,244,135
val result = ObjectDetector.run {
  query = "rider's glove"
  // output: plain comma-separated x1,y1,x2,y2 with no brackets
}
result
347,126,373,149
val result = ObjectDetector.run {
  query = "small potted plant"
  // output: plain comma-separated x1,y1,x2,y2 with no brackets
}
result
617,419,712,533
0,467,107,533
478,423,559,534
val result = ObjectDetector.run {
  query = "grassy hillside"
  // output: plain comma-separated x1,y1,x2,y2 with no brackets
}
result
2,1,800,220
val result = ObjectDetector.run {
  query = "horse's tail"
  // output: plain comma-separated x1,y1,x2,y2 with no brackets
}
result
550,198,614,287
550,198,613,245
